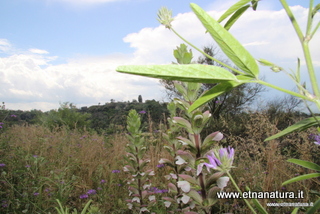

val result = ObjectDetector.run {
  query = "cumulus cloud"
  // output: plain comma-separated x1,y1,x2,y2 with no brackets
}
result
1,4,319,111
29,48,49,54
0,50,163,111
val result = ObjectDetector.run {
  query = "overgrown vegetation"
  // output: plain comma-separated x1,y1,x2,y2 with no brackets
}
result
1,0,320,213
0,109,318,213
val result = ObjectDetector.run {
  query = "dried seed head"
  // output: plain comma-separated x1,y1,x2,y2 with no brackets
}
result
157,7,174,29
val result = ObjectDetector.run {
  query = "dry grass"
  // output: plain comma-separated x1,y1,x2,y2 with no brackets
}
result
0,111,319,213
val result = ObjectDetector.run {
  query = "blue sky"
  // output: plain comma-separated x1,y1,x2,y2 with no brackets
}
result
0,0,319,111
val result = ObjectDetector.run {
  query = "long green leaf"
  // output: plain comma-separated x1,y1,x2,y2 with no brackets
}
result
189,81,242,112
224,5,250,30
291,208,299,214
282,173,320,186
81,200,93,214
189,75,252,112
116,64,238,84
190,3,259,77
287,159,320,171
245,186,268,214
252,198,268,214
218,0,252,23
264,116,320,141
306,198,320,214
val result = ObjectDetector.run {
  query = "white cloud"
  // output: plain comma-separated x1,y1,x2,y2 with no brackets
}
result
1,4,319,111
0,39,12,53
243,41,269,47
29,48,49,54
0,50,164,111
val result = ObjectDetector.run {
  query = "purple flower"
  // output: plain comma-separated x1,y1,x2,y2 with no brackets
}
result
0,122,3,125
33,155,38,158
1,201,8,208
157,164,165,168
33,192,39,196
0,163,5,167
309,134,320,146
10,114,17,118
25,165,31,168
149,187,168,194
100,179,106,183
138,111,146,114
112,169,121,173
204,146,235,173
87,189,96,195
80,194,88,199
0,126,2,129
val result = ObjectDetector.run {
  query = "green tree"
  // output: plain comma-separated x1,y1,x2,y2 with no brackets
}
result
39,102,91,131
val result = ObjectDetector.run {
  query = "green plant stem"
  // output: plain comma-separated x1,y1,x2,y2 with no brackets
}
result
226,171,257,214
280,0,320,99
311,21,320,38
302,42,320,99
306,0,314,36
255,80,310,100
135,146,144,206
279,0,304,42
170,28,244,75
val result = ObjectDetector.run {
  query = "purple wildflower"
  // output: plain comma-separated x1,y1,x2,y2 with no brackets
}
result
0,126,2,129
157,164,165,168
0,163,5,167
33,192,39,196
310,134,320,146
112,170,121,173
204,146,235,173
1,201,8,208
138,110,146,114
149,187,168,194
80,194,88,199
100,179,106,183
10,114,17,118
87,189,96,195
25,165,31,168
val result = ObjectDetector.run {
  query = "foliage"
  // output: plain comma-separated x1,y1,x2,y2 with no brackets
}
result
39,102,91,131
157,45,226,213
123,109,156,213
0,113,318,213
161,45,266,119
116,0,320,213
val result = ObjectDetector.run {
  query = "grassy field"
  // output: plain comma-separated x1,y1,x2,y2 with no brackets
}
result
0,112,319,213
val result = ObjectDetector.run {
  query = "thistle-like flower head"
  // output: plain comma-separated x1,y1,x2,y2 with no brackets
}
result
157,7,174,29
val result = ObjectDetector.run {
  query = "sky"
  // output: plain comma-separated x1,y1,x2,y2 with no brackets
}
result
0,0,319,111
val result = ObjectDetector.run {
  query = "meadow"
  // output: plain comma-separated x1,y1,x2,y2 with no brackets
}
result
1,1,319,213
0,108,318,213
